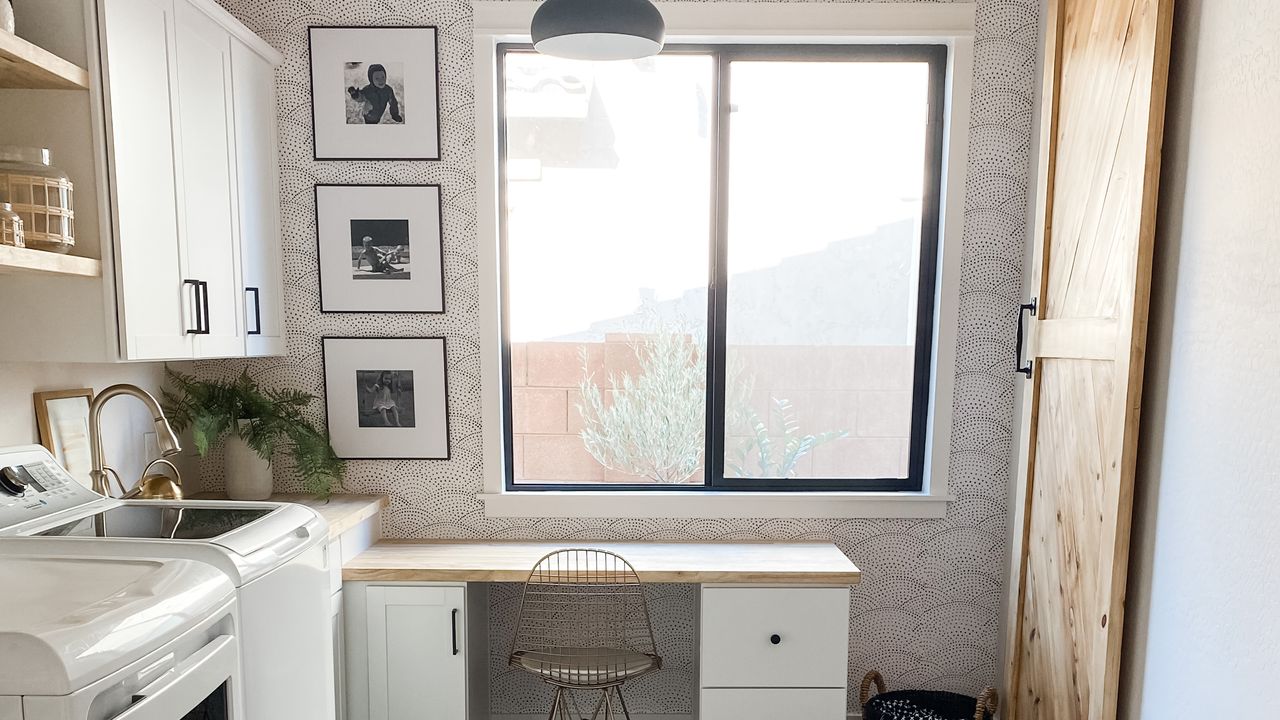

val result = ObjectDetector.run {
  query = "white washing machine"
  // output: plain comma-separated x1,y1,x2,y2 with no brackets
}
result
0,445,336,720
0,554,241,720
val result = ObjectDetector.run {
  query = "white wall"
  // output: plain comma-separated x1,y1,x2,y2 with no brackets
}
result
0,362,168,488
1122,1,1280,716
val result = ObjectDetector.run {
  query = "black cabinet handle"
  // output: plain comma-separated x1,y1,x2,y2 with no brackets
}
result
184,279,208,335
199,281,210,335
451,608,460,656
246,287,262,335
769,634,781,645
1015,298,1037,379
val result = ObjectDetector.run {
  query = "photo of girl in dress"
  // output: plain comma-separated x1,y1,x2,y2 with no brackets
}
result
356,370,416,428
345,61,405,125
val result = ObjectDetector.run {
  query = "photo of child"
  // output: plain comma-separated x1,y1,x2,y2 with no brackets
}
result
356,370,416,428
350,219,411,280
344,61,405,125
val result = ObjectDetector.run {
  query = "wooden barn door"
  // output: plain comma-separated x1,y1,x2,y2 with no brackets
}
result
1005,0,1175,718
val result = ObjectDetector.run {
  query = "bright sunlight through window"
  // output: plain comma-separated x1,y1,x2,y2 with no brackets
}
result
500,45,946,491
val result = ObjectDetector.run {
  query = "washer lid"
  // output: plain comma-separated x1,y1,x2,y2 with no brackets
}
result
0,556,234,696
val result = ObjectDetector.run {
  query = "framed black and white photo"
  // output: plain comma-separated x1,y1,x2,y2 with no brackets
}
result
322,337,449,459
315,184,445,313
308,26,441,160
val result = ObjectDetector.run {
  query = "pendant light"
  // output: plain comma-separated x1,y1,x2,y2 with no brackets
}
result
531,0,666,61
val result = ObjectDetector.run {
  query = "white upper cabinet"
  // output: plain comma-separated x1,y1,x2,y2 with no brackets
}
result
230,37,287,357
0,0,284,362
172,0,245,359
99,0,191,360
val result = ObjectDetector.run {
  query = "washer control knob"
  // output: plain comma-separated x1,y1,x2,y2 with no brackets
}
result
0,466,29,496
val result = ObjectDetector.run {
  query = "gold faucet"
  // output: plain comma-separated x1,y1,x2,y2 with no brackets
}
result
88,384,182,535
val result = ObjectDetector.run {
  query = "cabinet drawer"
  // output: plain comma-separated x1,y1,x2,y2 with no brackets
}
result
700,587,849,688
701,688,846,720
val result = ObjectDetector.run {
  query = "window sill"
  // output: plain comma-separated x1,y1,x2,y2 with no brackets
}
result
478,490,951,519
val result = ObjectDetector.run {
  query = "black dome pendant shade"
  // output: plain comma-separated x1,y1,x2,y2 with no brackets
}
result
531,0,666,61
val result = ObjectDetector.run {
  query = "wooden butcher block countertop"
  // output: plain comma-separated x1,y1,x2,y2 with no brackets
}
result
342,540,861,585
192,492,388,540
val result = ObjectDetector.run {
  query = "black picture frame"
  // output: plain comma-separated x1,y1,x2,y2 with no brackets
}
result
321,336,452,460
307,26,444,161
313,183,447,314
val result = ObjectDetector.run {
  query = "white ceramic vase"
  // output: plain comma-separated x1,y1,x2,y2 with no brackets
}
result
223,427,273,501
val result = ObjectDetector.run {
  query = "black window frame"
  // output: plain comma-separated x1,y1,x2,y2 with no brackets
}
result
497,42,949,493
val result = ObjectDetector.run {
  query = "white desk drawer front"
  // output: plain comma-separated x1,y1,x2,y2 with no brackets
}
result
700,586,850,688
701,688,847,720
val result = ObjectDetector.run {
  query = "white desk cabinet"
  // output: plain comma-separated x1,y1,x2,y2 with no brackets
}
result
344,582,485,720
699,586,850,718
367,586,468,720
0,0,285,362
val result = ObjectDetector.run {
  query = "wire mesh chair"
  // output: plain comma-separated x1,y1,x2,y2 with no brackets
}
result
509,549,663,720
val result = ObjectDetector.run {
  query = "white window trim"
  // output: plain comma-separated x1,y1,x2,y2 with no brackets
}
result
475,2,974,519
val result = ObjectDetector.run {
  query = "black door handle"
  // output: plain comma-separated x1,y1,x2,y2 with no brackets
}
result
769,634,781,645
451,608,460,656
199,281,210,335
184,279,206,335
246,287,262,335
1015,298,1037,378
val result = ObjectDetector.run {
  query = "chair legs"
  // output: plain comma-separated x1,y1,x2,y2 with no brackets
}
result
547,687,573,720
547,685,632,720
614,686,631,719
587,686,632,720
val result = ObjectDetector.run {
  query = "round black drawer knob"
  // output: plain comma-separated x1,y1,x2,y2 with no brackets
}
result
770,634,782,645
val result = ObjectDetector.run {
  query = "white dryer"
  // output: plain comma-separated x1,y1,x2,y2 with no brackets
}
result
0,555,241,720
0,445,336,720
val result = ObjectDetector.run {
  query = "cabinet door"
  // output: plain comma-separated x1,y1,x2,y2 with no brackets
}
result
230,38,286,357
333,590,347,720
365,585,466,720
99,0,192,360
172,0,244,358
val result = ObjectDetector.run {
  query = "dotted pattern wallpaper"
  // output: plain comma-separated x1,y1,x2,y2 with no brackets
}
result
203,0,1039,714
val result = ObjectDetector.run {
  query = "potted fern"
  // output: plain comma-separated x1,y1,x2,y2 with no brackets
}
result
161,367,344,499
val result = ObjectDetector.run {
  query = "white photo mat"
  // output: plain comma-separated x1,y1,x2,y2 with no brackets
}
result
316,184,445,313
308,26,441,160
323,337,449,459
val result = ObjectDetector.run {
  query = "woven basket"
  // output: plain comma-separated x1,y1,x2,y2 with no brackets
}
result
860,671,998,720
0,171,74,252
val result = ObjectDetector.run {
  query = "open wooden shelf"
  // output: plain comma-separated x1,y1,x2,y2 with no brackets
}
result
0,30,90,90
0,244,101,277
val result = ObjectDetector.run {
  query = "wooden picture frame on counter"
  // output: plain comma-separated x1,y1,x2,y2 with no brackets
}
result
33,387,94,488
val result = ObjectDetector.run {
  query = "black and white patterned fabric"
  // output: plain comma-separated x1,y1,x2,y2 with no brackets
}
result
865,690,992,720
